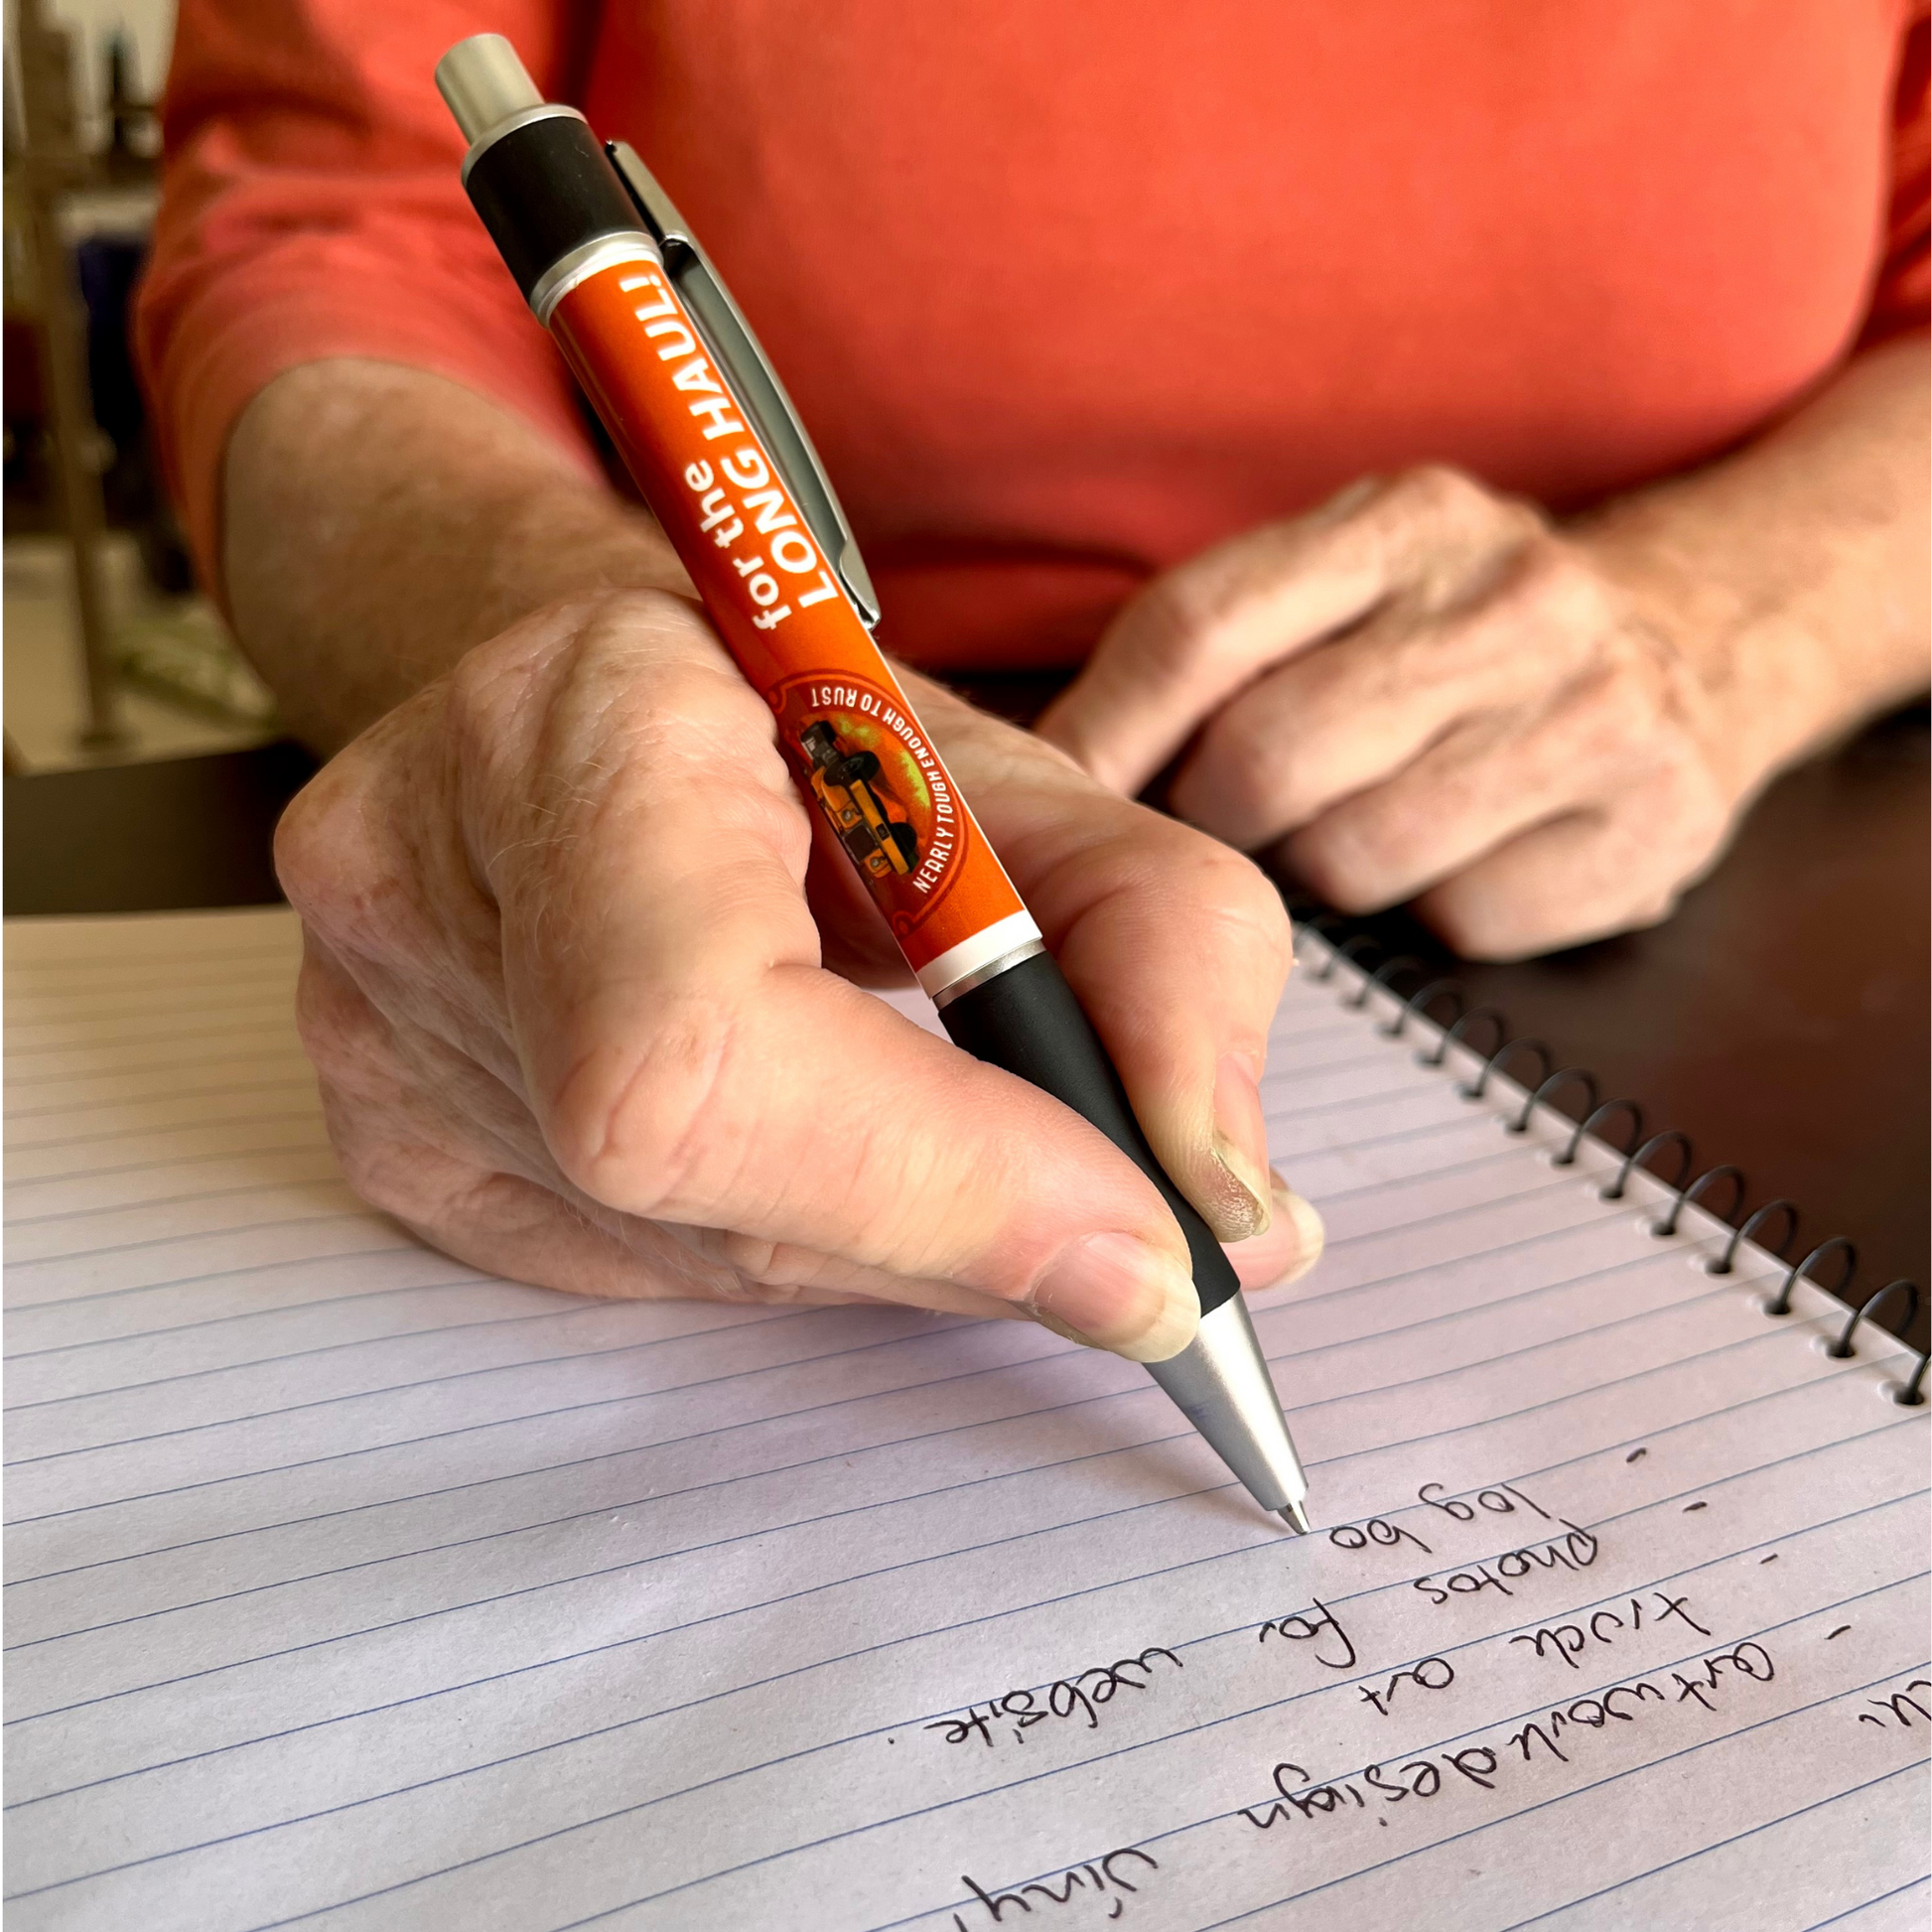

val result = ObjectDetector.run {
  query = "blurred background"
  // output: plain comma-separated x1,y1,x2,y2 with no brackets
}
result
5,0,275,778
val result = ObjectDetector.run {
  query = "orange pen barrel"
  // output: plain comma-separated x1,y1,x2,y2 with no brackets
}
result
548,253,1035,994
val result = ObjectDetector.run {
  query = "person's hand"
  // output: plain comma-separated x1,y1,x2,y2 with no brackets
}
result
1038,465,1774,960
275,590,1323,1360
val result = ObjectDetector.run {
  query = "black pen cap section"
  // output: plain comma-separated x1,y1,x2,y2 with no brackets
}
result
937,951,1242,1316
463,114,643,301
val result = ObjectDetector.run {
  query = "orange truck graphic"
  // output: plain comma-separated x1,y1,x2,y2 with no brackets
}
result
800,720,919,879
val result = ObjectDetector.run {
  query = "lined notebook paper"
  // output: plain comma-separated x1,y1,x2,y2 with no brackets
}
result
6,907,1927,1932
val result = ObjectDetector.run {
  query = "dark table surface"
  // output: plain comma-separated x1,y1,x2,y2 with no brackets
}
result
1307,706,1929,1352
8,709,1926,1347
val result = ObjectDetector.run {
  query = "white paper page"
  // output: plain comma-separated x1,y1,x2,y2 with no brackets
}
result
5,907,1926,1932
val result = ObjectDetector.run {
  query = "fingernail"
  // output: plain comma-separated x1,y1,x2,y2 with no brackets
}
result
1030,1232,1200,1363
1210,1053,1274,1241
1271,1170,1326,1285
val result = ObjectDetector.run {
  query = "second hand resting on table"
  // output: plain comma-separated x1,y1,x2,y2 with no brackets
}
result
1039,336,1928,961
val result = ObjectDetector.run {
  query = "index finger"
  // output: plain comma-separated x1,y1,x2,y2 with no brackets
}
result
1037,467,1537,797
1036,488,1392,795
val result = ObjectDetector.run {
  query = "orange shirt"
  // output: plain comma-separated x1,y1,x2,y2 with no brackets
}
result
138,1,1928,673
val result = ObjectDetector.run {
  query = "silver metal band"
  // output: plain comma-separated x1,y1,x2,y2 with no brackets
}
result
928,938,1046,1011
916,911,1044,1003
528,233,663,325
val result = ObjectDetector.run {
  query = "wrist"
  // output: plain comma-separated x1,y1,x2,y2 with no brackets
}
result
480,472,691,620
1571,496,1851,799
226,359,693,750
1569,339,1930,795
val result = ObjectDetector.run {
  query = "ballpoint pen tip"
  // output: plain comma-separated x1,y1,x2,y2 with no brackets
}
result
1279,1500,1311,1535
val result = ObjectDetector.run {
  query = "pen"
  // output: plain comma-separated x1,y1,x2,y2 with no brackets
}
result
435,35,1312,1531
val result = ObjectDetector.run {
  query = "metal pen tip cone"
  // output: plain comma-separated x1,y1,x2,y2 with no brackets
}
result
1145,1296,1311,1518
1279,1500,1311,1535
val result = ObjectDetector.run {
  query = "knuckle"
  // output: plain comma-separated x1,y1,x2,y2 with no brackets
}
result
467,606,804,900
1298,775,1437,903
1394,462,1484,519
292,958,432,1133
1193,837,1297,964
1544,661,1645,768
446,617,582,793
453,588,746,770
579,635,782,798
581,657,802,867
575,583,715,649
1565,664,1633,743
273,749,392,943
445,624,528,731
443,643,541,799
303,1030,447,1222
1287,818,1381,914
1124,522,1307,682
1509,539,1587,613
291,948,372,1071
1512,540,1614,642
326,1118,424,1221
708,1232,878,1307
327,1113,494,1240
542,991,745,1216
1391,462,1548,556
1425,891,1501,958
1420,875,1543,960
1124,566,1227,679
715,1229,784,1284
637,650,772,751
1191,707,1296,839
272,763,351,909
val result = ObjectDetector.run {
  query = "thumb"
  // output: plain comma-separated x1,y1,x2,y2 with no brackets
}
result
469,597,1204,1360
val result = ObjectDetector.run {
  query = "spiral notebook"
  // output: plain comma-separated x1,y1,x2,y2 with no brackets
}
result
5,906,1927,1932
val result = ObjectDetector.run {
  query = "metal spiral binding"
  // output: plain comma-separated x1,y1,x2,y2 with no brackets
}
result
1562,1099,1641,1172
1716,1200,1800,1277
1349,954,1425,1012
1515,1067,1595,1139
1609,1131,1694,1203
1384,977,1462,1040
1425,1005,1505,1070
1463,1035,1552,1102
1655,1164,1746,1239
1288,914,1929,1408
1765,1237,1858,1318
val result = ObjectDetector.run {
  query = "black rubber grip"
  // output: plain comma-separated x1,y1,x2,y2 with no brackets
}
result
938,951,1242,1315
464,114,645,301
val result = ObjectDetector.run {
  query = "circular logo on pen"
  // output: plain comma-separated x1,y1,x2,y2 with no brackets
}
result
772,674,965,932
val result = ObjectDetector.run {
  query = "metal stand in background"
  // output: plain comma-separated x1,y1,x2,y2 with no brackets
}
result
10,0,127,753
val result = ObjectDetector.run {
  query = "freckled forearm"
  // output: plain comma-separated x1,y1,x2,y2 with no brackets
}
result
221,358,689,753
1575,333,1930,786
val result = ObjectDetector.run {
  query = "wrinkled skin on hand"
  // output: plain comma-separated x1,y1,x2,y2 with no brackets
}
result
276,590,1322,1360
1041,466,1764,960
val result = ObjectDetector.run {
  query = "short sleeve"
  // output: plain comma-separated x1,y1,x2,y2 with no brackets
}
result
133,1,605,592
